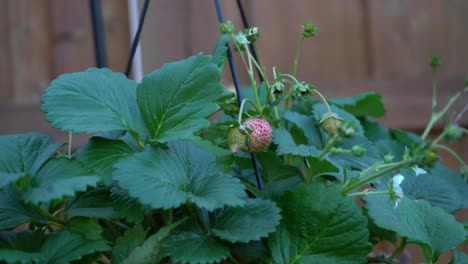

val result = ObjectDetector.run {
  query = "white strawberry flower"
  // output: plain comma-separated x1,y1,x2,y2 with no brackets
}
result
411,166,427,176
391,174,405,208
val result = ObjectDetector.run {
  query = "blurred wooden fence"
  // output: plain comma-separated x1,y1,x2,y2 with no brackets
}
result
0,0,467,165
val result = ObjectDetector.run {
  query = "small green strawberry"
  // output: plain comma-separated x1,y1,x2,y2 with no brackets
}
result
319,112,342,136
227,127,247,154
241,118,273,153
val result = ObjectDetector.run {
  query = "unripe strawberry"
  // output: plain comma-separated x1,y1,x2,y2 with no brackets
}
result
227,127,247,154
241,118,273,153
320,112,342,136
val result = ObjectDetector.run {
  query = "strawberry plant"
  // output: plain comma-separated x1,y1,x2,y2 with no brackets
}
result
0,21,467,264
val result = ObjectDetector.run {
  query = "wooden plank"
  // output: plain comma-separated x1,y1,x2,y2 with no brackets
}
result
51,0,130,76
7,0,53,103
139,0,189,74
101,0,131,73
0,103,89,149
444,0,468,78
50,0,94,76
245,0,368,84
0,3,13,103
368,0,450,79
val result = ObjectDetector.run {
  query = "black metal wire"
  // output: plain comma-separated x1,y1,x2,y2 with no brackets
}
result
236,0,263,82
213,1,243,102
125,0,151,77
89,0,108,68
214,0,263,190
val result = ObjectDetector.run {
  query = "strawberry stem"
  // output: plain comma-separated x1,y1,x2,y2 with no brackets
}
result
293,37,305,76
67,131,73,159
237,98,257,124
421,87,467,140
340,159,414,194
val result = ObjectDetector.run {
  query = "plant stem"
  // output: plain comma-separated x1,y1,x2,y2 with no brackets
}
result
421,87,467,140
453,103,468,125
357,161,384,178
34,205,65,227
228,254,240,264
67,131,73,159
432,68,437,114
293,37,305,76
433,143,466,167
312,89,332,113
237,98,257,124
341,159,414,194
318,136,340,160
244,44,263,113
253,44,270,88
348,190,389,197
388,238,407,262
186,201,208,234
228,34,250,73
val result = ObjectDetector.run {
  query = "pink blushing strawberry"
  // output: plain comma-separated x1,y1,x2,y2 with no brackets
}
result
241,118,273,153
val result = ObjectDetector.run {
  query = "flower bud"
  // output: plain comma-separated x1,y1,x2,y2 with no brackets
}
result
338,121,356,138
351,145,366,157
219,22,234,34
430,55,441,69
271,81,285,95
442,125,463,142
244,27,260,43
301,23,318,38
384,154,394,164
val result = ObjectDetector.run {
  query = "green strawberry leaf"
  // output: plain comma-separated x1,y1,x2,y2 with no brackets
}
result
361,119,392,142
121,219,186,264
65,188,117,218
365,195,467,261
137,54,223,143
0,250,44,264
75,137,137,185
209,198,281,243
41,230,110,264
331,135,381,169
212,34,229,69
259,177,303,202
111,186,149,223
400,166,463,213
0,230,45,263
273,128,321,157
41,68,148,139
20,157,100,205
330,92,386,118
162,231,229,264
256,151,303,182
0,133,63,189
428,164,468,208
283,110,323,147
0,185,49,229
65,218,103,241
268,183,371,264
450,250,468,264
0,229,109,263
112,225,146,264
113,140,246,211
